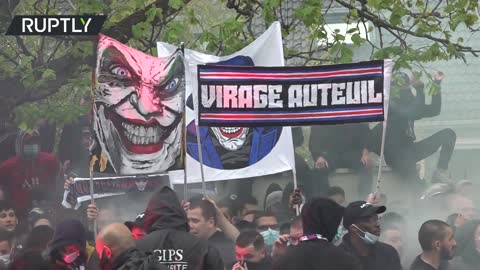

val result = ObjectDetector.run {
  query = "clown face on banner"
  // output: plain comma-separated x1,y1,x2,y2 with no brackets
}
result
92,35,185,174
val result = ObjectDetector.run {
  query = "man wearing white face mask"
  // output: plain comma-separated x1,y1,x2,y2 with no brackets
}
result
340,201,402,270
0,230,13,267
0,130,60,218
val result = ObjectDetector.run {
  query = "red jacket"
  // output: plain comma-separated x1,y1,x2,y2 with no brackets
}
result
0,152,60,216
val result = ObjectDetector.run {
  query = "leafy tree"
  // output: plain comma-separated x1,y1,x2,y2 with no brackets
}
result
1,0,479,129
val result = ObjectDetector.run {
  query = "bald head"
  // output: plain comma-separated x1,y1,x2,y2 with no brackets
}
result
96,223,135,260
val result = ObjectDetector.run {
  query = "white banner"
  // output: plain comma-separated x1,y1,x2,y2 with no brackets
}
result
158,22,295,183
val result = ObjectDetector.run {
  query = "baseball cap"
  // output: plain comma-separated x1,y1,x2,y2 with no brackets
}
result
125,213,146,230
343,201,386,228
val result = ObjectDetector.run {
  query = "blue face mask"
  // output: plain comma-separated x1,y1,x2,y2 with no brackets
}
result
260,228,280,247
333,225,344,244
353,225,379,245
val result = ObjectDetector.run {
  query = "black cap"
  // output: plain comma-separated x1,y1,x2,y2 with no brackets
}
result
125,213,146,230
343,201,386,229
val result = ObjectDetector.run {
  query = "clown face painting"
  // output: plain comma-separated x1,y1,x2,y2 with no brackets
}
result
92,35,184,174
186,121,281,170
210,127,250,151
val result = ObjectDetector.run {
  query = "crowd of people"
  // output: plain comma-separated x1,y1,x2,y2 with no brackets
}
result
0,71,477,270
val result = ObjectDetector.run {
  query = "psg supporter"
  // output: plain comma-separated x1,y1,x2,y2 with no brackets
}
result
0,130,60,218
232,230,272,270
340,201,402,270
410,220,455,270
136,187,224,270
95,223,167,270
273,198,361,270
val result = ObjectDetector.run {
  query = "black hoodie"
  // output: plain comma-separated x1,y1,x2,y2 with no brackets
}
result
135,187,224,270
273,198,361,270
450,220,480,270
110,248,168,270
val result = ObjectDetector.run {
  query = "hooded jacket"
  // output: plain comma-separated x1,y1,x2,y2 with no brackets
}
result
110,248,168,270
370,83,441,154
0,130,60,217
136,187,224,270
273,198,361,270
449,220,480,270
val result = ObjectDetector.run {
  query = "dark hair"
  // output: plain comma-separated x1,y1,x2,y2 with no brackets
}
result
302,197,344,241
236,230,264,250
28,207,53,229
243,195,258,206
254,211,277,225
327,186,345,198
0,229,13,246
418,220,451,251
243,210,262,218
291,216,303,229
0,200,14,213
188,199,217,225
25,225,54,250
218,196,243,218
280,222,291,235
235,220,256,232
188,194,204,205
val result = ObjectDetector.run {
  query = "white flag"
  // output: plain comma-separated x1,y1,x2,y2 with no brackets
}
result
158,22,295,183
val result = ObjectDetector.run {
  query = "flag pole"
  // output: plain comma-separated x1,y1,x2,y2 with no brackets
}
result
182,114,188,201
292,166,300,216
375,120,388,194
89,170,98,237
375,59,392,194
290,128,299,216
190,60,207,195
195,123,207,194
179,43,189,201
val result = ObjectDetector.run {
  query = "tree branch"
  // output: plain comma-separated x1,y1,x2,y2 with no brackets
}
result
334,0,480,56
0,48,19,66
0,0,192,117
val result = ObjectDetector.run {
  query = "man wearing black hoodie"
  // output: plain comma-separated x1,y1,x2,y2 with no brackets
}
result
371,72,455,185
273,198,361,270
46,219,91,270
136,186,224,270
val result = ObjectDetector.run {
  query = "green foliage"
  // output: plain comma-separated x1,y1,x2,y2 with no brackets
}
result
163,21,187,44
2,0,480,130
169,0,184,9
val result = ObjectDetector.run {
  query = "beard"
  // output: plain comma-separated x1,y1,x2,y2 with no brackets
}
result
440,245,455,260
